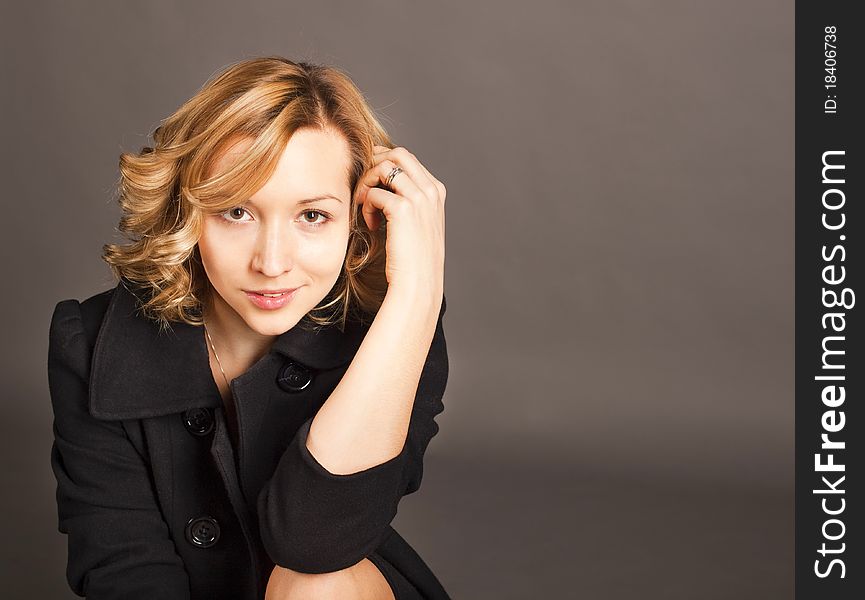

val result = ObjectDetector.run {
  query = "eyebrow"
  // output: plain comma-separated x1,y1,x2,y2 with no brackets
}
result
297,194,345,205
245,194,345,208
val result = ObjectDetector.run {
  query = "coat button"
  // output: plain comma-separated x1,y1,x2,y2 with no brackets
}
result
185,515,220,548
183,407,214,436
277,360,313,393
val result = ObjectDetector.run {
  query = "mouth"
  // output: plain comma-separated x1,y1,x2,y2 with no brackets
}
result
243,287,300,310
245,287,299,296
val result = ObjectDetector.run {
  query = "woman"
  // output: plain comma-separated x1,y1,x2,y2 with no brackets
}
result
47,56,449,599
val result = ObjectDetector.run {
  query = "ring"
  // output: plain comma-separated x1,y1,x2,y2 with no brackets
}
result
385,166,403,190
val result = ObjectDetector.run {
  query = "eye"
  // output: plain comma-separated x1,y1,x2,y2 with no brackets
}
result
299,210,330,228
220,207,252,224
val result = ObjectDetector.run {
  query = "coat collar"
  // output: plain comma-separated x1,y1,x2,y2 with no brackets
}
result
89,280,367,421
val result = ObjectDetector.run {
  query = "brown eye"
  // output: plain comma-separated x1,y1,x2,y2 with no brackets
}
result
220,207,251,223
301,210,328,226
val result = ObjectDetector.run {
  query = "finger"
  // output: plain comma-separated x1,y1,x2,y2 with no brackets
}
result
376,146,437,182
359,186,401,232
354,158,425,206
415,161,446,203
374,145,444,202
367,146,440,202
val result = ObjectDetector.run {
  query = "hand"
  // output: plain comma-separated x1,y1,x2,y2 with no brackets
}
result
353,145,446,297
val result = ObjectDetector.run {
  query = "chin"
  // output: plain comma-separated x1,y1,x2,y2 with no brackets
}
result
243,311,303,336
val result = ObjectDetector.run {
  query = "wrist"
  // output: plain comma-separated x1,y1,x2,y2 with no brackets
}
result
381,285,442,335
385,282,442,311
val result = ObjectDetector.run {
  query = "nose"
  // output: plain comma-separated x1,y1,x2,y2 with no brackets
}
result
251,220,294,277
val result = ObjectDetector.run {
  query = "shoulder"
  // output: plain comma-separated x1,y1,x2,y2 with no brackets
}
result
79,288,116,344
49,285,118,368
48,285,120,423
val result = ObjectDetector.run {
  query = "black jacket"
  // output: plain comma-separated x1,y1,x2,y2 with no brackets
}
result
47,279,450,599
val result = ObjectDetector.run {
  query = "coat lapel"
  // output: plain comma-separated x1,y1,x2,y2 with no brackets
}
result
88,279,367,421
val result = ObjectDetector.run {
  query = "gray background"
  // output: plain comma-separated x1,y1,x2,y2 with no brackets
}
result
2,1,793,598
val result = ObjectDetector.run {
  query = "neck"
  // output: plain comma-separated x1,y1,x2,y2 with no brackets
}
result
203,291,278,375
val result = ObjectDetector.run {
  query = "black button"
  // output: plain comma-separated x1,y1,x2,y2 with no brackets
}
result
185,515,220,548
183,407,214,436
277,360,313,393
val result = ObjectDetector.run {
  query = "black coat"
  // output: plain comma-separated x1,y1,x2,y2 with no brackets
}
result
47,280,450,599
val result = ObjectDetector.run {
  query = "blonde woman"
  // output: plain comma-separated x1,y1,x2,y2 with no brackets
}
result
47,56,449,599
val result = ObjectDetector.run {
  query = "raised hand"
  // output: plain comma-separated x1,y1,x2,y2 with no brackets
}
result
353,145,446,298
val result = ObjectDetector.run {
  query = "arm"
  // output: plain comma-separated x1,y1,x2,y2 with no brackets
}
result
48,300,191,599
307,287,442,475
257,292,448,574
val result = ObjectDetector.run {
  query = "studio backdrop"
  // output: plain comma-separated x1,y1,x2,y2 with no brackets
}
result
3,1,792,598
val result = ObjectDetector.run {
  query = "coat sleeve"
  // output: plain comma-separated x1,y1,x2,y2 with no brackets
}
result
48,299,192,599
256,295,449,574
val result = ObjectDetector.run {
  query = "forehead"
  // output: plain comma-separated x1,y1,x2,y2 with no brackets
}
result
210,127,353,196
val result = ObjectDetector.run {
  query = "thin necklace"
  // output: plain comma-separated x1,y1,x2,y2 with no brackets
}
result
203,322,231,392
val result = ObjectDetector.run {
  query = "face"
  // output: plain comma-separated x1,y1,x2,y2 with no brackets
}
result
197,127,353,338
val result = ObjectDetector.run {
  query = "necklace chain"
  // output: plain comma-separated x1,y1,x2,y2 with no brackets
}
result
203,322,232,392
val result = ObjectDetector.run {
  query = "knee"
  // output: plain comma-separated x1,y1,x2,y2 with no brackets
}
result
265,558,391,600
265,565,345,600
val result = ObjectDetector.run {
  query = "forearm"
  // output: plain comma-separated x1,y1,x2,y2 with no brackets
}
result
305,285,442,475
257,286,448,570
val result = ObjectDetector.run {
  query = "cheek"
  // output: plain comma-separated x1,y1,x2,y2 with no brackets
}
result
198,222,242,276
296,229,349,276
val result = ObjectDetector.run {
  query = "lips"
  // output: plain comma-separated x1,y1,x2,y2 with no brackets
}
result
244,288,299,310
247,288,298,296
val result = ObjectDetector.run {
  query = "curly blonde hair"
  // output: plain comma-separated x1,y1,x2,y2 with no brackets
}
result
102,56,393,333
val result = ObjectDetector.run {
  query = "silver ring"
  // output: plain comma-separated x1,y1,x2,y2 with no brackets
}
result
385,166,403,190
